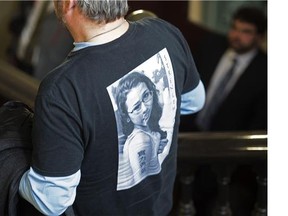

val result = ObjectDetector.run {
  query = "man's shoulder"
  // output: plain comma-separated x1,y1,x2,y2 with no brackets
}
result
255,49,267,60
37,58,77,97
250,49,267,68
137,17,171,26
135,17,180,35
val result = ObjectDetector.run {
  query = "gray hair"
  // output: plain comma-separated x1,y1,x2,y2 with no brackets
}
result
76,0,129,23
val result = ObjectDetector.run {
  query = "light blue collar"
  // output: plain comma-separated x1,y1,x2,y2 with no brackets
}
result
72,42,100,52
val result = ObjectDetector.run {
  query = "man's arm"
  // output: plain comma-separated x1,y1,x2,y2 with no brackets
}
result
180,80,205,115
19,168,81,215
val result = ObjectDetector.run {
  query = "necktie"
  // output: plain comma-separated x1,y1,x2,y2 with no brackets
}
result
196,57,238,130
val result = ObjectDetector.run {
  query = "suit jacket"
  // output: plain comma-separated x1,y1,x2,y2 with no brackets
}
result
180,33,267,132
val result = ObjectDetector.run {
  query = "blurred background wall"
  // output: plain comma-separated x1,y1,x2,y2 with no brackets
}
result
188,1,267,34
0,1,19,61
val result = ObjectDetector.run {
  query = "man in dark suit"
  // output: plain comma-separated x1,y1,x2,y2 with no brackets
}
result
179,7,267,216
180,6,267,132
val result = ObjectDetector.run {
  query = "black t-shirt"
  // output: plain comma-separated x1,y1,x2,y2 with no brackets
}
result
32,18,200,215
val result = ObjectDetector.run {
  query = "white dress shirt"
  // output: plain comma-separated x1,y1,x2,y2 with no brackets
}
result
204,48,257,114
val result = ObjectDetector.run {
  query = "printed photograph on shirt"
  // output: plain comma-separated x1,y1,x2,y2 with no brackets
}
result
107,48,177,191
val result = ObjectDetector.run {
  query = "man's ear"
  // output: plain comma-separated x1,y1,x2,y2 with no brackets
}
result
63,0,77,12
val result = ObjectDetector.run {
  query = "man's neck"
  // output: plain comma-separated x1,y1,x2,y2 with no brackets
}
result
72,18,129,44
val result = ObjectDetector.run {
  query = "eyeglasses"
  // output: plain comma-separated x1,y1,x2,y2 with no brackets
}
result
127,90,153,114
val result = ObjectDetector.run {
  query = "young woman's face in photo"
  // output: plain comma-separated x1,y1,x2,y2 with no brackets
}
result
126,82,153,128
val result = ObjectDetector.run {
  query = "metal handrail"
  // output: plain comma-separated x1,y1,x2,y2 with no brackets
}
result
177,131,267,162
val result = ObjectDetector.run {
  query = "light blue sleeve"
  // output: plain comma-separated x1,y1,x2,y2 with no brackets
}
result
19,167,81,215
180,80,205,115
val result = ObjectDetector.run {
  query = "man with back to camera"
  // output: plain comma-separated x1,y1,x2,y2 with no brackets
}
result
18,0,205,215
180,6,267,132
